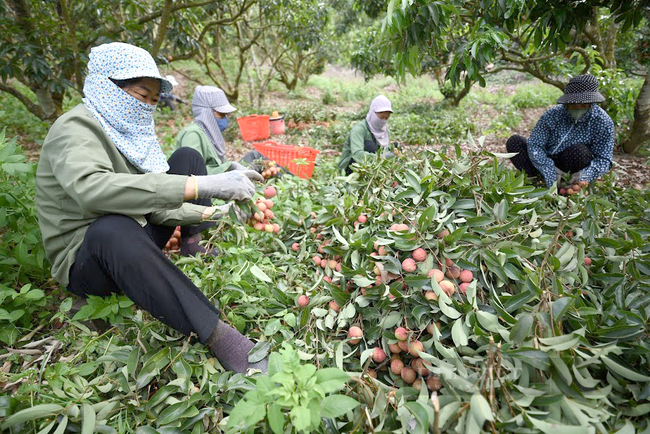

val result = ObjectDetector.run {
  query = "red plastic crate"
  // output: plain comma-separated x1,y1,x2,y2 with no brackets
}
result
253,141,320,179
237,115,270,141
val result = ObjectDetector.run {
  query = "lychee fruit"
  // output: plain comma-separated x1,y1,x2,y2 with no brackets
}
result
297,295,309,307
390,358,404,375
348,326,363,344
264,186,276,198
439,280,455,296
459,269,473,283
408,340,424,357
402,258,417,273
427,375,442,391
445,265,461,279
428,269,444,283
395,327,408,341
372,347,387,363
412,248,427,262
400,367,416,384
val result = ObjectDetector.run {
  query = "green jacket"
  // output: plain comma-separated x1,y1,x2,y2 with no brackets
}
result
36,104,206,287
176,123,231,175
338,120,377,173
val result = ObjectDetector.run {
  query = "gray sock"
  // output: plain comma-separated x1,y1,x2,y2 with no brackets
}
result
207,322,268,374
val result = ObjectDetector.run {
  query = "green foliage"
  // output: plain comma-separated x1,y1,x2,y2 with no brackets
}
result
70,295,135,324
511,83,564,109
0,88,49,144
226,343,358,433
0,284,47,346
0,129,49,287
390,102,476,146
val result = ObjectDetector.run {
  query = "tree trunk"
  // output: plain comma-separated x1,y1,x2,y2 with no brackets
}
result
623,71,650,154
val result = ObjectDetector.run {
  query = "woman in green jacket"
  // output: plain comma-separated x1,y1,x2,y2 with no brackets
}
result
338,95,394,174
177,86,266,174
35,42,267,374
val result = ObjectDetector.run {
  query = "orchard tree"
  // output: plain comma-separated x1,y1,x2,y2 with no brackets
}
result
0,0,249,123
375,0,650,151
176,0,333,108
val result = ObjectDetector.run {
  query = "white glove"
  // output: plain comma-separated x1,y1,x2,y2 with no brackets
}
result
569,171,582,185
229,161,248,171
209,203,250,223
555,167,566,185
195,170,263,201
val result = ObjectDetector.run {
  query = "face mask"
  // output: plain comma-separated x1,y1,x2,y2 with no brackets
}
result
216,117,229,132
568,108,589,121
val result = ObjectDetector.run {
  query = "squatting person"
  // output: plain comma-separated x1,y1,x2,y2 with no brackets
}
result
35,42,267,374
506,74,614,193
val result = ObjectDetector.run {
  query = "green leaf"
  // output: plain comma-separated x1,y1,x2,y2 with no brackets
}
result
528,416,595,434
451,318,468,347
509,314,534,343
470,393,494,426
549,352,572,385
315,368,350,394
250,265,272,283
267,404,285,434
249,341,272,364
320,395,359,418
36,420,56,434
289,405,311,432
551,297,572,321
81,403,96,434
1,404,64,429
601,356,650,382
404,401,429,432
331,226,349,247
508,349,550,370
52,415,68,434
158,402,199,426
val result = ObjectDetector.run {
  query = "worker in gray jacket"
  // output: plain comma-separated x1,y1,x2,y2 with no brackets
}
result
35,42,267,374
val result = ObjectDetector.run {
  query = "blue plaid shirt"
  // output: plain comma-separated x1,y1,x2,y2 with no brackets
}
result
528,104,614,188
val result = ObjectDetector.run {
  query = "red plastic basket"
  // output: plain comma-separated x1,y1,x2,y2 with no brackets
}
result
253,141,320,179
237,115,270,141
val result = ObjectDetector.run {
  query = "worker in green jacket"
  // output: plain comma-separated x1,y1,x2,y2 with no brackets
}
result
338,95,396,174
35,42,267,374
177,86,266,175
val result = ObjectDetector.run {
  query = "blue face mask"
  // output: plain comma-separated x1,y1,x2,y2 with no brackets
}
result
216,117,229,132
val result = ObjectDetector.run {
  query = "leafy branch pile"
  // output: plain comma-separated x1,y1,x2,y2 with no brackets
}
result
1,135,649,433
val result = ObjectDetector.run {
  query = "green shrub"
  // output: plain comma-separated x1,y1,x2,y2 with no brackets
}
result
511,83,563,109
0,128,52,344
0,129,49,287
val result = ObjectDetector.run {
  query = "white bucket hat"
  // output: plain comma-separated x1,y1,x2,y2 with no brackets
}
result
165,75,179,88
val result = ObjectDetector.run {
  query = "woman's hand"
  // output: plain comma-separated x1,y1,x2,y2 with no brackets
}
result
196,171,263,201
184,171,264,202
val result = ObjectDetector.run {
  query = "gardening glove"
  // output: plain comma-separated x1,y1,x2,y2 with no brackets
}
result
555,167,567,185
229,161,248,171
195,170,263,201
209,203,251,223
569,171,582,185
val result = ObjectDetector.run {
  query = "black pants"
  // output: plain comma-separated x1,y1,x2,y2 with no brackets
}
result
506,135,593,178
68,147,220,343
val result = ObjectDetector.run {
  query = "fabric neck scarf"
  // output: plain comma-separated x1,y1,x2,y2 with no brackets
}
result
82,43,169,173
366,96,391,147
192,89,228,163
